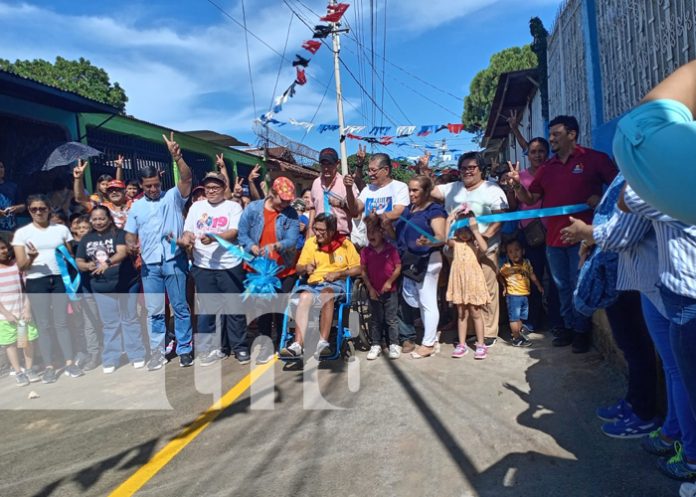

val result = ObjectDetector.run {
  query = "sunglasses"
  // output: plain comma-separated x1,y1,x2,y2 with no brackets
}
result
29,206,48,213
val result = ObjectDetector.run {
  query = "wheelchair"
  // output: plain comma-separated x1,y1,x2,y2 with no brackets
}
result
349,277,373,351
279,277,360,363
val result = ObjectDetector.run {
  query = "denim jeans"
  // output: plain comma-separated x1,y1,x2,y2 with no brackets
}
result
661,286,696,444
369,291,399,345
605,291,657,420
141,255,192,355
642,294,696,460
192,264,248,356
93,282,146,367
545,244,590,332
523,241,563,330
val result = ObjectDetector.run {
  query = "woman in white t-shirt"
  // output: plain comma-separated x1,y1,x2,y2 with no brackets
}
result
181,173,248,366
13,194,82,383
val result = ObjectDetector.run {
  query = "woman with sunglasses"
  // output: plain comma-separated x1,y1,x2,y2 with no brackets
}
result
13,194,82,383
76,205,144,373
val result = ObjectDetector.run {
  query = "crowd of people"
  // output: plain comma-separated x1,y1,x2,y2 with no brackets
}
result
2,61,696,495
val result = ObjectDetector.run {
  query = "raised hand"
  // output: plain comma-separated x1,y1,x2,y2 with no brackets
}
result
162,131,182,160
215,153,225,171
73,159,88,179
506,109,520,129
469,217,479,231
26,242,38,259
507,161,521,185
115,154,125,169
249,164,261,181
417,151,431,172
356,144,367,163
233,176,244,196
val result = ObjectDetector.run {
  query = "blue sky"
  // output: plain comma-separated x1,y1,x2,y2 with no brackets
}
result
0,0,561,160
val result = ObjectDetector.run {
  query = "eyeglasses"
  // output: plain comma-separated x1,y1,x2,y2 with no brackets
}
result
204,185,223,192
29,207,48,213
459,166,479,172
367,167,386,174
313,226,327,234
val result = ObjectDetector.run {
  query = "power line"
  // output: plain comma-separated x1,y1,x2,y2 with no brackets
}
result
241,0,257,118
301,72,334,144
269,15,294,111
379,0,387,129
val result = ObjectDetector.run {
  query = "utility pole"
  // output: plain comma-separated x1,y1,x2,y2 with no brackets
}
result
330,0,349,176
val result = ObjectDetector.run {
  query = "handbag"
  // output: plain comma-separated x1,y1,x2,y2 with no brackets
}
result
522,219,546,247
400,250,430,283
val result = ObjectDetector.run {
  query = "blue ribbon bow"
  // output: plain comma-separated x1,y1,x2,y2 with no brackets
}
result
55,245,81,302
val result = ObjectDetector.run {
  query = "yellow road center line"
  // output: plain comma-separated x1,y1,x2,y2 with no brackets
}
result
108,358,277,496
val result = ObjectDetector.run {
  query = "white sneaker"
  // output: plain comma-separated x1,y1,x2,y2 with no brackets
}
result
388,344,401,359
366,345,382,360
132,360,145,369
103,365,116,374
315,339,331,357
280,341,303,357
681,482,696,497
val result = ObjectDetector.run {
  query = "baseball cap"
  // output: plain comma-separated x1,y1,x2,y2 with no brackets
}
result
201,171,227,186
272,176,296,201
106,180,126,190
319,148,339,164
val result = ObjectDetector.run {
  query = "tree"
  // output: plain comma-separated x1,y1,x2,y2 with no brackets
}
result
461,45,537,139
0,56,128,112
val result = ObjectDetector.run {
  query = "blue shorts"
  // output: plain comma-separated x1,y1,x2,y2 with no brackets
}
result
613,98,696,225
506,295,529,322
293,280,347,304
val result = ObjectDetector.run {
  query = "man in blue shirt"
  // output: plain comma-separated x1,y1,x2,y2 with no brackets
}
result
125,132,193,370
0,160,25,236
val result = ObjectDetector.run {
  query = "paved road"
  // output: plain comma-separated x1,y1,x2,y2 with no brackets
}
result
0,332,681,497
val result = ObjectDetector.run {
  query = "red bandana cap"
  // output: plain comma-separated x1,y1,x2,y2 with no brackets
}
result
106,180,126,190
272,176,296,201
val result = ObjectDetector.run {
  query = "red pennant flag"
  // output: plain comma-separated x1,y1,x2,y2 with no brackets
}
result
379,136,394,146
447,123,464,134
321,3,349,22
302,40,322,54
295,68,307,86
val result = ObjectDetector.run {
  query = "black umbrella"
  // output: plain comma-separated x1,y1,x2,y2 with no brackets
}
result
42,142,102,171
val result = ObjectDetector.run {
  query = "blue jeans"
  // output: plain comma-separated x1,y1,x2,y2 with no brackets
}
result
523,241,562,330
661,286,696,451
506,295,529,322
642,294,696,460
546,244,590,332
93,282,146,367
141,255,192,355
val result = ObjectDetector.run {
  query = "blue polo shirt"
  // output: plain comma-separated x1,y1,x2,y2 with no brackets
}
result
124,187,187,265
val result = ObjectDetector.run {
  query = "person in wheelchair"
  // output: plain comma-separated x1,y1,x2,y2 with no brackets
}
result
280,213,361,358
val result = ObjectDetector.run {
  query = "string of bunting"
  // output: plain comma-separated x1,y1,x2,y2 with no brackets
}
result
258,3,351,125
262,120,466,138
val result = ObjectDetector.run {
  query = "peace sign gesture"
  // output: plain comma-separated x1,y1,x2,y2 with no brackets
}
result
507,160,521,185
114,154,125,169
356,144,367,163
233,176,244,197
248,163,261,181
162,131,182,160
73,159,88,179
215,153,225,171
417,151,431,172
506,109,520,129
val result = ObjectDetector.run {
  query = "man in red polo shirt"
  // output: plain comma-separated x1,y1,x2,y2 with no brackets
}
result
509,115,617,353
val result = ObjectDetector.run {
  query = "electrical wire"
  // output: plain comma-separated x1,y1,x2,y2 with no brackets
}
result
269,15,294,111
240,0,257,118
379,0,387,129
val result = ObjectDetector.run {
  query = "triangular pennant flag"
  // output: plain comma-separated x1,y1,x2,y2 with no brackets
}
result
302,40,322,54
286,82,297,98
447,123,464,134
344,125,366,134
313,25,332,38
435,125,448,133
369,126,391,136
396,125,416,137
295,68,307,86
321,3,350,22
379,136,394,145
292,54,310,67
417,125,437,136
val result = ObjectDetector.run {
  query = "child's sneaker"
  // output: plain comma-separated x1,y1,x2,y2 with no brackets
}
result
451,344,468,358
474,344,488,360
510,335,533,347
366,345,382,360
601,413,660,439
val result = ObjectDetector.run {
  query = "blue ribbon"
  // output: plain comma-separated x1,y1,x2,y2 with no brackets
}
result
55,245,81,302
398,215,441,244
323,191,331,215
448,203,591,237
206,234,283,298
162,233,177,255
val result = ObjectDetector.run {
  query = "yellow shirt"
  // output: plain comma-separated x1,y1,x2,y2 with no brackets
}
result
500,259,534,296
298,236,360,284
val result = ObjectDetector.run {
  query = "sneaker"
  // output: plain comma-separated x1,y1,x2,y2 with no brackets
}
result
179,352,194,368
657,443,696,481
199,351,221,367
401,340,416,354
42,367,58,384
366,345,382,360
411,344,435,359
316,340,332,357
474,344,488,360
82,356,100,372
235,350,251,365
103,365,116,374
15,372,30,387
8,367,17,376
596,399,633,422
255,346,275,365
483,337,497,347
64,364,84,378
147,352,166,371
25,368,41,383
572,332,591,353
641,428,676,457
681,482,696,497
601,413,660,439
510,335,533,347
132,360,146,369
280,342,303,357
451,344,468,358
388,344,401,359
552,330,573,347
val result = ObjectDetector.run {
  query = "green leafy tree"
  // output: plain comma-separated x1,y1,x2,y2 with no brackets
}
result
0,56,128,112
462,45,537,139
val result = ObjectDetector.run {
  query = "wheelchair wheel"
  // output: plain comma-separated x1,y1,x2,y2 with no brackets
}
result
341,339,356,363
351,279,372,351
